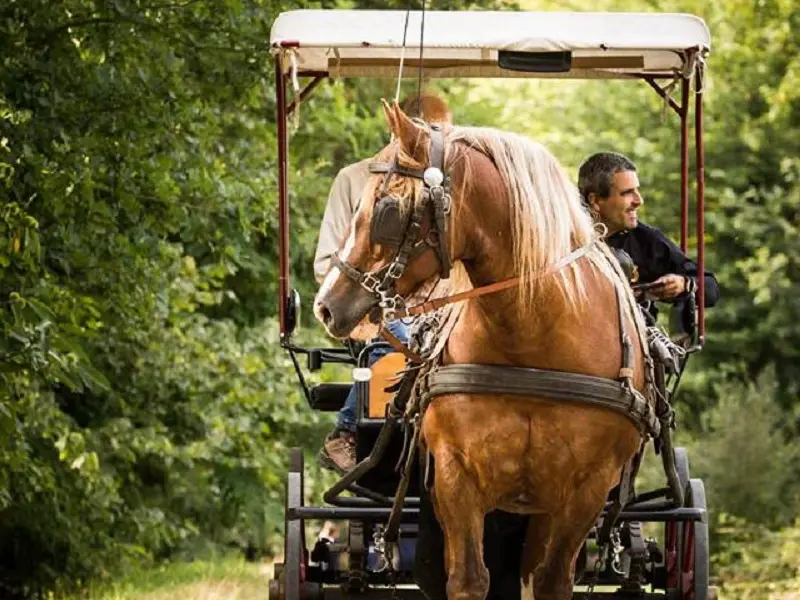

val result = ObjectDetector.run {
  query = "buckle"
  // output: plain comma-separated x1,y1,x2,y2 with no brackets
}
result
361,273,382,292
379,293,405,321
386,261,405,280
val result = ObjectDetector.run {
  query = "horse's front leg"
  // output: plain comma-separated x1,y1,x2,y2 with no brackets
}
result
431,447,490,600
533,479,610,600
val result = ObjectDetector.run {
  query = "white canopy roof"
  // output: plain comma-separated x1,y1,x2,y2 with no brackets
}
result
270,10,710,80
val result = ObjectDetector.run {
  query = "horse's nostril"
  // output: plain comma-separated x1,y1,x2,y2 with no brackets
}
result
320,304,333,327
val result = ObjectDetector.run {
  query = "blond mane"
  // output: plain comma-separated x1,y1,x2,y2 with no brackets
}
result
444,127,596,309
374,126,641,320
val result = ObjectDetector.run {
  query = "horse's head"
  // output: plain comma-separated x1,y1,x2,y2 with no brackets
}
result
314,101,451,339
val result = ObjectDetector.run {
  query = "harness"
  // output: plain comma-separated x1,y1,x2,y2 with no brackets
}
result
336,123,681,564
331,123,452,322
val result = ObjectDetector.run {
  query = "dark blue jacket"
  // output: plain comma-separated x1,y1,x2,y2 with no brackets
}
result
607,222,720,324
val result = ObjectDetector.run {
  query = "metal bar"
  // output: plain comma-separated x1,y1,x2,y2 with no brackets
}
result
276,55,290,340
642,76,682,115
289,505,704,523
287,75,325,117
318,587,431,599
695,68,706,344
680,76,689,252
628,487,671,506
290,506,420,520
619,499,677,512
285,472,303,600
327,495,421,508
617,507,705,522
572,593,667,599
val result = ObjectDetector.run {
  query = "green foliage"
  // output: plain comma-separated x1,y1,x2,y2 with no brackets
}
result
0,0,326,595
688,371,800,529
2,0,800,596
713,515,800,599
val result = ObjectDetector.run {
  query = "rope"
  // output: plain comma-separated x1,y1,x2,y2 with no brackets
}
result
394,9,412,103
417,0,426,102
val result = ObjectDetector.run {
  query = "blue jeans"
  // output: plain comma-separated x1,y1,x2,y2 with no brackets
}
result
337,320,409,432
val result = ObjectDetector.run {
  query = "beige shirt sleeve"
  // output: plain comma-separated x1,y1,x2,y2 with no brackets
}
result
314,160,371,283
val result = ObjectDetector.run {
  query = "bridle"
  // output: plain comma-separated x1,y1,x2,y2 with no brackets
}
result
331,122,596,338
331,122,452,322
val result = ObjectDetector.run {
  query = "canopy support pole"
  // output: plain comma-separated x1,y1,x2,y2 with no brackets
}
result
694,67,706,344
642,76,682,116
276,55,290,340
680,77,689,253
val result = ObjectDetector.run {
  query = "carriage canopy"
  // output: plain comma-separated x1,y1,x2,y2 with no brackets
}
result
269,10,710,80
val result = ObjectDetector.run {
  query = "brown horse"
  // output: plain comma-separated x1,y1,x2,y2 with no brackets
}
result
314,102,648,600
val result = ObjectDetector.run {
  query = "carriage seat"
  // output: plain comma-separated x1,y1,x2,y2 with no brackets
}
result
307,353,407,415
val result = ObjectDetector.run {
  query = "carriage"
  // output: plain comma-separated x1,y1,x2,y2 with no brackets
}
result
268,8,714,599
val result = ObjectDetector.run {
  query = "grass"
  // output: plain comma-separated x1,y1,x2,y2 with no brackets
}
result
61,556,274,600
58,552,800,600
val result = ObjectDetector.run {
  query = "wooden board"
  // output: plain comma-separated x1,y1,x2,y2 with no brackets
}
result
368,353,406,418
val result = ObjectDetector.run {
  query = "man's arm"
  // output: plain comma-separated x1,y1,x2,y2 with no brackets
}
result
646,227,721,306
314,169,356,284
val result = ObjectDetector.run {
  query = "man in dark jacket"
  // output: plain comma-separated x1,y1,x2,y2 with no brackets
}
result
578,152,720,328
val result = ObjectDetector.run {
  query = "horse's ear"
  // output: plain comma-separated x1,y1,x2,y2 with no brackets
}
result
381,98,398,134
390,101,426,159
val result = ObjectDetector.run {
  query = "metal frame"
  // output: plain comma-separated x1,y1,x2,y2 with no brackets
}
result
271,33,711,599
274,48,709,346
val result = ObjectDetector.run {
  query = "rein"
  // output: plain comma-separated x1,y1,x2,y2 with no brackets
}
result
334,123,594,359
378,242,593,363
395,242,593,319
335,122,593,335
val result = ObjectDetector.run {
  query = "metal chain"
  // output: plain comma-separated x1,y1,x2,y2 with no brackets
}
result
584,551,603,600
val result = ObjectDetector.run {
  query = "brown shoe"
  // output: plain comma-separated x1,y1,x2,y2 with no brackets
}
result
318,430,356,474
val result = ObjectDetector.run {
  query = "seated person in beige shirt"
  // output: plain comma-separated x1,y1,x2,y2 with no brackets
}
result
315,93,453,474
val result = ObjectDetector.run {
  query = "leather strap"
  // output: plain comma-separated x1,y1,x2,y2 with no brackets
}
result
614,278,634,384
428,128,451,279
396,241,594,318
427,364,660,436
369,161,425,180
379,325,424,363
429,127,445,173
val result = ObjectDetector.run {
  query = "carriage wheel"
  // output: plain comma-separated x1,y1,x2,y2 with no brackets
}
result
283,448,308,600
665,447,691,591
680,479,709,600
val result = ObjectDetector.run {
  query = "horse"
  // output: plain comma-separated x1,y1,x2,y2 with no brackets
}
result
313,101,652,600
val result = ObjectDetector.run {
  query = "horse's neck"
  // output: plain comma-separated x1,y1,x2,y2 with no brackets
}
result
443,141,628,375
447,260,620,375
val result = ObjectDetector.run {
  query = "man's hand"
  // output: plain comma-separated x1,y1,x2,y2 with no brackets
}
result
649,274,688,300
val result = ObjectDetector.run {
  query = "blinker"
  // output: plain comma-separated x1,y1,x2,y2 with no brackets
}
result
371,195,408,248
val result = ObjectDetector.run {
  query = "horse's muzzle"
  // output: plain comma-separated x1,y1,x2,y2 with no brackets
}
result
314,287,378,339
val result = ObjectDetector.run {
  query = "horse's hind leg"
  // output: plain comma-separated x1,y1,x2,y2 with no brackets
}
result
431,449,490,600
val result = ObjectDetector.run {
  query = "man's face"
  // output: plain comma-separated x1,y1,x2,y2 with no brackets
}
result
590,170,643,235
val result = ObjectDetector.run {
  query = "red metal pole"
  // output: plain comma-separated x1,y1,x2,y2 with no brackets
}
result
694,67,706,344
680,77,689,253
276,54,290,339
